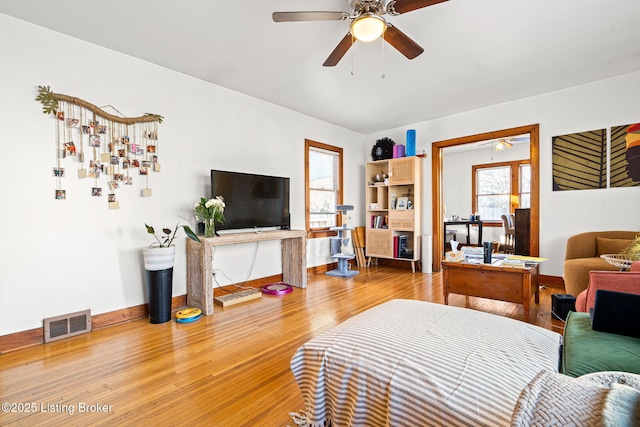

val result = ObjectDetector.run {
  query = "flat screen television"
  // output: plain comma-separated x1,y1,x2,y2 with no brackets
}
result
211,169,290,231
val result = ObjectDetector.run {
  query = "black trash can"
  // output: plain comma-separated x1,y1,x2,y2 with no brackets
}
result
146,268,173,324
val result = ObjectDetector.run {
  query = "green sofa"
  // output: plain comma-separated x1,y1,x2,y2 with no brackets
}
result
561,311,640,377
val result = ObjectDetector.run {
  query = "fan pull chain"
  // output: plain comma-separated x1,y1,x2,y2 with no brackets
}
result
350,34,356,76
490,136,494,161
381,35,386,79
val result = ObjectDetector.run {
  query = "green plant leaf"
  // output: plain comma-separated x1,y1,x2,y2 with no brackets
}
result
35,85,59,115
621,235,640,261
182,225,200,243
162,228,172,235
145,224,155,234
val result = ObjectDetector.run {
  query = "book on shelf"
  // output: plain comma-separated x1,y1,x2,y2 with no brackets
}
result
394,235,399,258
393,235,408,258
399,235,408,258
370,215,386,229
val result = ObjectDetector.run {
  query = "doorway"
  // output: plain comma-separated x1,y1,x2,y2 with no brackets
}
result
431,124,540,272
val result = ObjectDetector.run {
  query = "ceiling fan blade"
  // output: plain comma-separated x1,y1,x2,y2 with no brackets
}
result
391,0,448,15
323,33,354,67
384,25,424,59
272,11,347,22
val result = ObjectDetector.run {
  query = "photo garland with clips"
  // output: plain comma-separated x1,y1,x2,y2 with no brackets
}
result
37,85,163,209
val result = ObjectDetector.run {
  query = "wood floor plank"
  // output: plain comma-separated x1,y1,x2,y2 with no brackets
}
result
0,266,565,426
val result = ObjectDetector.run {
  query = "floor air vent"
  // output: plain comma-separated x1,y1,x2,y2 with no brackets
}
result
44,309,92,343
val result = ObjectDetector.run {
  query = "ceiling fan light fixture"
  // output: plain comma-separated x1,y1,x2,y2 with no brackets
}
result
350,13,387,42
495,139,513,151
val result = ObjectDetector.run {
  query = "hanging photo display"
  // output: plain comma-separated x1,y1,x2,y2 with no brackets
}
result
36,85,163,209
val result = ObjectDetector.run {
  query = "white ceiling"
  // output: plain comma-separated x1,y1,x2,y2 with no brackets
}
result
2,0,640,134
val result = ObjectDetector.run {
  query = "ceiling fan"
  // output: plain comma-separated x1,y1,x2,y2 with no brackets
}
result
272,0,449,66
479,136,530,151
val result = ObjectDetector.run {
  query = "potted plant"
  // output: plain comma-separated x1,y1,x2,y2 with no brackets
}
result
621,234,640,262
194,196,225,238
143,222,200,324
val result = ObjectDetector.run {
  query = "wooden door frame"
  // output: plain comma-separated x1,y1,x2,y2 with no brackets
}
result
431,124,540,272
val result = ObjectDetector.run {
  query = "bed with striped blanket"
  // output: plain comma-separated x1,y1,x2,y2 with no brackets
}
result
290,299,562,426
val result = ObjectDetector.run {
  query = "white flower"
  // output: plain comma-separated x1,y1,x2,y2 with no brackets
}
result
205,196,225,209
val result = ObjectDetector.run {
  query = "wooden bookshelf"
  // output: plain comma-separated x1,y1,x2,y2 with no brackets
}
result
365,157,422,272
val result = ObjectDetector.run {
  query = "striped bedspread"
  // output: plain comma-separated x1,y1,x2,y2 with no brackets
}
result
290,299,562,426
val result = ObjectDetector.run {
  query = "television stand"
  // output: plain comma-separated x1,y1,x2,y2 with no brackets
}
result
186,229,306,315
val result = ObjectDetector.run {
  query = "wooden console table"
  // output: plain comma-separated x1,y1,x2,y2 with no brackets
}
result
186,229,307,315
442,261,539,320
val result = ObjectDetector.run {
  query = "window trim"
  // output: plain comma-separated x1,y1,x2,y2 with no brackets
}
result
471,159,530,226
305,139,343,238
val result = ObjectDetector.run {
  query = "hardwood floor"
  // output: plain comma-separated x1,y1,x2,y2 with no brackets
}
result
0,266,566,426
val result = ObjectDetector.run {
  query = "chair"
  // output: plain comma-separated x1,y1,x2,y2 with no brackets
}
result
501,214,515,254
563,230,638,296
352,226,367,268
575,261,640,313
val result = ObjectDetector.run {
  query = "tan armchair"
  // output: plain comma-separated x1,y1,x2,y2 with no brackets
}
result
563,230,638,296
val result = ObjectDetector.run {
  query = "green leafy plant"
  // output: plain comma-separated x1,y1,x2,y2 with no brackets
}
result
621,234,640,261
35,85,58,115
145,222,200,248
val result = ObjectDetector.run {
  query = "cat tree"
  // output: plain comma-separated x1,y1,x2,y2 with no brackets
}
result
326,205,359,278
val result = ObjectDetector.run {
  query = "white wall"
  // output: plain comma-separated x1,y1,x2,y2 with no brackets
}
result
0,14,365,335
367,71,640,278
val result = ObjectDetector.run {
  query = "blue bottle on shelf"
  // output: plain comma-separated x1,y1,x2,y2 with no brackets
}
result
406,129,416,156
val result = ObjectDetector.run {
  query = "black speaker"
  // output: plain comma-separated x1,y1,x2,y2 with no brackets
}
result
551,294,576,321
483,242,492,263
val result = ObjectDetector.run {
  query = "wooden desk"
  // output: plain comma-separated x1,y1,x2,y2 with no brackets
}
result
186,230,306,315
443,220,483,254
442,261,539,320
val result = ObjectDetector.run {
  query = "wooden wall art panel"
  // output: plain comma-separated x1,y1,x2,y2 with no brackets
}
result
611,123,640,187
552,129,606,191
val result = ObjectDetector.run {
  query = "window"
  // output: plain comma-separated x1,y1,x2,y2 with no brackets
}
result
519,163,531,209
472,160,530,221
305,140,343,236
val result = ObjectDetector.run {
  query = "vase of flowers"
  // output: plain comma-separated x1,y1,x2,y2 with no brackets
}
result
194,196,225,238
